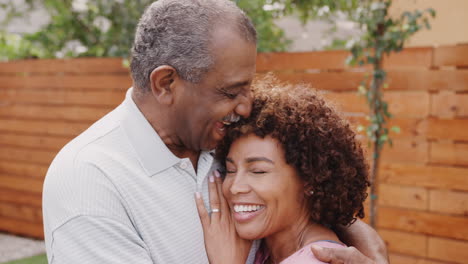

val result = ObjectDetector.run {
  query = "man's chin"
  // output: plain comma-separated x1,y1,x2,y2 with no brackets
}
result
201,139,221,151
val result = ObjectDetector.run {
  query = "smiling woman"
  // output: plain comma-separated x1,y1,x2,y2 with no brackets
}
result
195,76,370,264
223,134,305,237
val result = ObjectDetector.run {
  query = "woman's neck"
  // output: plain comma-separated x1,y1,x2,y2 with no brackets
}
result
265,219,340,264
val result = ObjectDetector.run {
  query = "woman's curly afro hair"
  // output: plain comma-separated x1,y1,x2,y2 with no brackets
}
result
216,76,370,228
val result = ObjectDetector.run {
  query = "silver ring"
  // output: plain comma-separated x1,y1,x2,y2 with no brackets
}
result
211,208,220,213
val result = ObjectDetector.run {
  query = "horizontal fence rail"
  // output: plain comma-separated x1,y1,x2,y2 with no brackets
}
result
1,44,468,264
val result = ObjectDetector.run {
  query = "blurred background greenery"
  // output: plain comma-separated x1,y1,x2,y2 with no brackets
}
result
0,0,364,60
2,254,47,264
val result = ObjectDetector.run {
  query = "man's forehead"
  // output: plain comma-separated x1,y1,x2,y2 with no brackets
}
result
204,25,256,91
209,23,256,51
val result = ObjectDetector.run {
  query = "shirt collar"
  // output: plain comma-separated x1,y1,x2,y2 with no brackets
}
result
120,88,180,176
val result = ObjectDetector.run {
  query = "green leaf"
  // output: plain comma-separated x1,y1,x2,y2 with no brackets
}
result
379,134,388,143
358,85,367,95
122,58,130,68
391,126,401,134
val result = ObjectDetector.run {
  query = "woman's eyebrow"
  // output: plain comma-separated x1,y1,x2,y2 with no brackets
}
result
245,157,274,164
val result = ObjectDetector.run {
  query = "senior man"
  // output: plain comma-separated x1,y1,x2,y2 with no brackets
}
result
42,0,387,263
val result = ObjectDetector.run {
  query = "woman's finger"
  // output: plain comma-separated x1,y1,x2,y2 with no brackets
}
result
195,192,210,228
214,170,228,215
208,173,221,223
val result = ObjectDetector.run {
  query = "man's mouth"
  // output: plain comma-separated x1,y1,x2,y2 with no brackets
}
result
216,114,241,132
222,114,240,125
215,121,227,132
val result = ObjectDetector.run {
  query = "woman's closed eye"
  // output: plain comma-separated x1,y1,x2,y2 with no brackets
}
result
225,166,237,174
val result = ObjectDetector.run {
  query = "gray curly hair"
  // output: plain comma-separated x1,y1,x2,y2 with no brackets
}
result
130,0,257,93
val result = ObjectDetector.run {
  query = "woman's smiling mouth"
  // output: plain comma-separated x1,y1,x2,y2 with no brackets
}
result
232,204,265,222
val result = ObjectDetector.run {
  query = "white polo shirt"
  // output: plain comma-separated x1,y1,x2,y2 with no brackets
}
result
42,88,258,263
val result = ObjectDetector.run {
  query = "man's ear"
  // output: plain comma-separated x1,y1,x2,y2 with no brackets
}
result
149,65,177,105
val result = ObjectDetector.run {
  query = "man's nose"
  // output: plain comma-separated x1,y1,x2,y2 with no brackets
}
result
234,90,253,118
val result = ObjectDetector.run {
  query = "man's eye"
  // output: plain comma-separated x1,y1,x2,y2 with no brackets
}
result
252,171,267,174
223,92,237,99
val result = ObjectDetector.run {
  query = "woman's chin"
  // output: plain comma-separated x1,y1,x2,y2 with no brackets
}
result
238,231,261,240
235,225,265,240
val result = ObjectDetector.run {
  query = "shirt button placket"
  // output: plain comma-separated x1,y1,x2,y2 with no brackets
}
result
180,160,197,181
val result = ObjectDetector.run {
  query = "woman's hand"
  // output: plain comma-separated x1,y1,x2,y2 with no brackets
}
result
195,171,253,264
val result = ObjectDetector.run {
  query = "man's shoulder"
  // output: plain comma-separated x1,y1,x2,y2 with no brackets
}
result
42,106,136,230
51,106,125,167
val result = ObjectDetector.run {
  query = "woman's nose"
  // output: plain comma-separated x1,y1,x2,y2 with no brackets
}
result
229,173,250,195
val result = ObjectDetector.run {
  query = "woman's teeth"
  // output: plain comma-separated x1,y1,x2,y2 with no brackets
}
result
234,204,264,213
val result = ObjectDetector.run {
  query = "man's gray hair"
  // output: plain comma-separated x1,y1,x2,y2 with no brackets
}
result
130,0,257,93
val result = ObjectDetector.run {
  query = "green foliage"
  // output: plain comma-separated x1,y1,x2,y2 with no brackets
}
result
3,254,47,264
237,0,362,51
272,0,360,22
347,0,435,152
0,0,312,60
235,0,291,52
1,0,154,60
345,0,435,227
0,31,38,61
0,0,371,60
0,0,34,28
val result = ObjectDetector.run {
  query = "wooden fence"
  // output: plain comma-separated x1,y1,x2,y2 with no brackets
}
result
0,45,467,264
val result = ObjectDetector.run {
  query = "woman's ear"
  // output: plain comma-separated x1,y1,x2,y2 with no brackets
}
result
304,183,314,197
149,65,177,105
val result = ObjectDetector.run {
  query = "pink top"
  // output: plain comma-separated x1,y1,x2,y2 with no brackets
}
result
254,241,346,264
